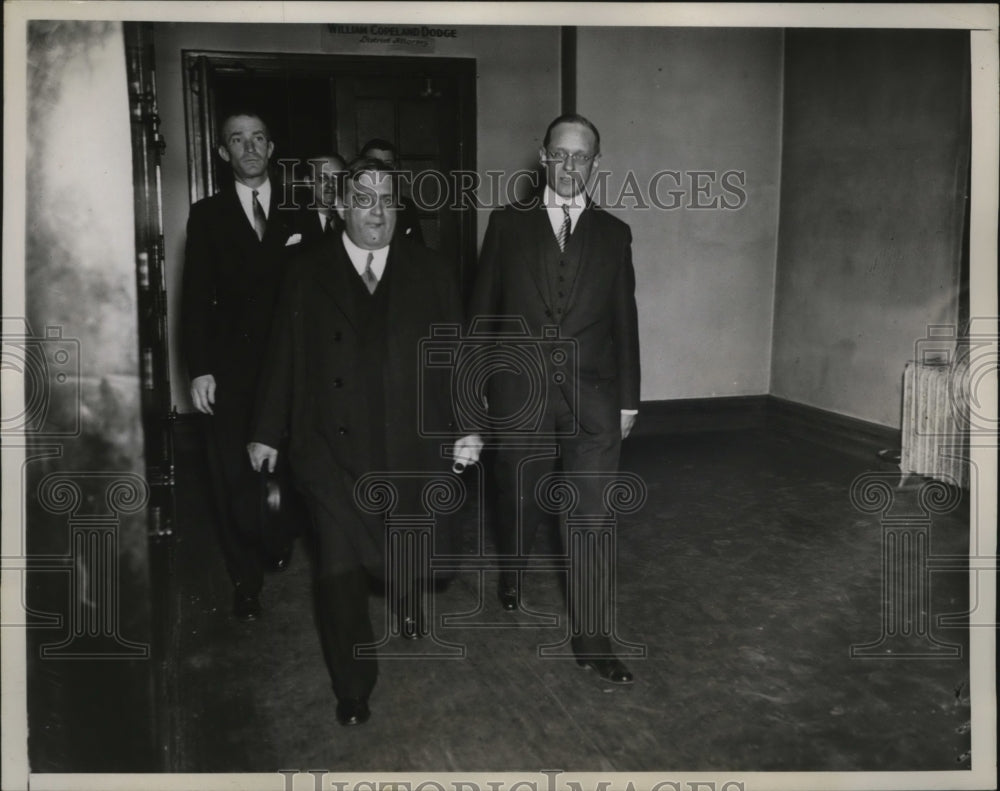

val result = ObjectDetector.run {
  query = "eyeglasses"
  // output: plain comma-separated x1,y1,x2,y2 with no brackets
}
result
544,150,596,165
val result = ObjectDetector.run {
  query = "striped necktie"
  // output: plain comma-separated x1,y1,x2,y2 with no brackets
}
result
362,252,378,294
556,204,571,252
251,190,267,241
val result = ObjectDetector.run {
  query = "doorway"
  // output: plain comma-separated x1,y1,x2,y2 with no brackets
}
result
183,51,477,287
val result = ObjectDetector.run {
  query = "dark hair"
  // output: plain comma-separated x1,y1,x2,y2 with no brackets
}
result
217,110,271,146
306,152,347,180
341,156,397,201
359,138,397,157
307,152,346,167
542,113,601,153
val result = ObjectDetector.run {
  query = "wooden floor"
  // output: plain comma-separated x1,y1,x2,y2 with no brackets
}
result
164,426,972,774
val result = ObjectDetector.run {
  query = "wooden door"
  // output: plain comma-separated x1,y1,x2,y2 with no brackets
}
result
336,71,463,259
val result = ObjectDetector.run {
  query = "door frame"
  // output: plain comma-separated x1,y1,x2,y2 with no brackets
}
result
182,50,477,284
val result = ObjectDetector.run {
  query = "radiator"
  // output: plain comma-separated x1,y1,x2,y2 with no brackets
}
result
900,360,969,488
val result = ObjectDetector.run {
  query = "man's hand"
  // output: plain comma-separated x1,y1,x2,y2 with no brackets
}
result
247,442,278,473
190,374,216,415
451,433,484,471
620,411,637,440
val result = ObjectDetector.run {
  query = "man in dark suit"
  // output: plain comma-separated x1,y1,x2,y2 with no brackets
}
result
359,138,426,245
248,158,483,727
182,111,301,622
468,113,640,683
290,152,347,243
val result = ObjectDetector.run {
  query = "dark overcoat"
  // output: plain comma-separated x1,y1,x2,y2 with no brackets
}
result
251,234,463,573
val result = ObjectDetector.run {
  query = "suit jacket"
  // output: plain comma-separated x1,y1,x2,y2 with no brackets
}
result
251,235,462,530
396,195,425,246
289,207,341,247
468,199,640,427
181,183,303,423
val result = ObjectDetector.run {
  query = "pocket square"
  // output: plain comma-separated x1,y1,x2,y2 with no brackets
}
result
285,233,303,246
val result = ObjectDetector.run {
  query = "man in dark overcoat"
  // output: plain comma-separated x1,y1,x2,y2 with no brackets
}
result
248,159,482,726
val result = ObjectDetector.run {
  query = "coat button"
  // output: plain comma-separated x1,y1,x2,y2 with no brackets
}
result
333,378,343,388
334,331,342,341
338,426,348,435
544,310,552,318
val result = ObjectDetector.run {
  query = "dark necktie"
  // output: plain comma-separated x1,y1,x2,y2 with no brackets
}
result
556,204,571,252
324,213,336,234
252,190,267,241
362,252,378,294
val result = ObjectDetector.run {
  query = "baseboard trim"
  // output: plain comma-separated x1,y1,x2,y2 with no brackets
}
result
764,397,900,461
633,395,770,435
173,396,901,462
634,395,899,462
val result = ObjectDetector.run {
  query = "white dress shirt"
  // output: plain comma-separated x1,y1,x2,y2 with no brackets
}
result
341,232,389,282
542,185,586,239
233,179,271,231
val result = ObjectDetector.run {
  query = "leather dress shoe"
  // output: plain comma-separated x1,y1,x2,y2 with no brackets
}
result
233,591,262,621
576,656,634,684
497,578,519,611
336,697,371,726
397,597,427,640
267,549,292,573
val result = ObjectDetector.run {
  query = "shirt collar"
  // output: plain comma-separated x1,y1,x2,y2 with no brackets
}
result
341,232,390,279
543,184,588,211
234,178,271,215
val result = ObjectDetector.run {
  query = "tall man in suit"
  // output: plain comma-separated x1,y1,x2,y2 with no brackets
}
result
248,158,483,727
182,111,300,622
468,114,640,683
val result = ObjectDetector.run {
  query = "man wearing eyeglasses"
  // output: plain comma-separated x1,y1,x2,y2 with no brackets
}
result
468,113,640,684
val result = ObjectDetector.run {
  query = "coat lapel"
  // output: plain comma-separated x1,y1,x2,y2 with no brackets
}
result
559,203,593,314
384,243,429,342
313,236,362,333
527,205,556,312
263,187,293,248
222,186,262,256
